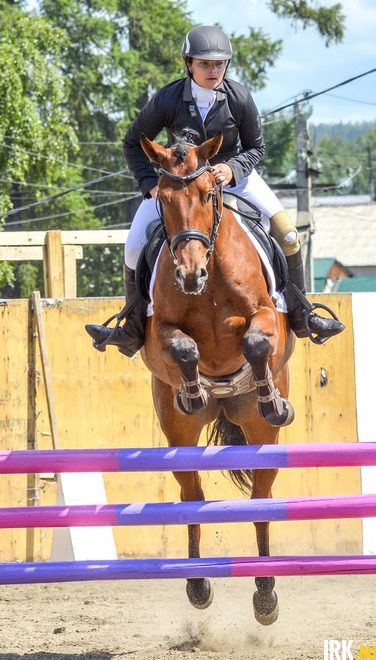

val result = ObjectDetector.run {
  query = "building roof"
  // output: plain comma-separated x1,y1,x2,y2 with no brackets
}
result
288,202,376,268
314,258,336,278
336,277,376,292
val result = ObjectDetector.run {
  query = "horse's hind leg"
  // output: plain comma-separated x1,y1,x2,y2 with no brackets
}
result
251,468,279,625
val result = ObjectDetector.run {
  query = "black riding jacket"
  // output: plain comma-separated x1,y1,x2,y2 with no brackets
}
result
122,76,265,197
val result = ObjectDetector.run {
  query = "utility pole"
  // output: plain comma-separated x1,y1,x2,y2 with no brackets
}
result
294,102,314,291
366,145,375,201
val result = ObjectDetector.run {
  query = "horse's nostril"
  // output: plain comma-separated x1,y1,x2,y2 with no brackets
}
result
175,266,186,284
199,268,208,281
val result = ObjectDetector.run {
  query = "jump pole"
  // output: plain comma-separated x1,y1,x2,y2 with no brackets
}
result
1,494,376,528
1,442,376,474
1,555,376,585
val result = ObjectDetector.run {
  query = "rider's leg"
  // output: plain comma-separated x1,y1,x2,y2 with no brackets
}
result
85,197,158,356
229,171,345,340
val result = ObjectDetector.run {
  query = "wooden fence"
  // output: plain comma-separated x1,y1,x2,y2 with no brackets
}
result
0,229,128,297
0,291,364,562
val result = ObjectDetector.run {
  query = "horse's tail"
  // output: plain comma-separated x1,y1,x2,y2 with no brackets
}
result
207,408,253,495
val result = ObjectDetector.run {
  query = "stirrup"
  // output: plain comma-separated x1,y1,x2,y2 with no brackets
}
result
86,290,139,352
304,302,342,345
88,314,122,352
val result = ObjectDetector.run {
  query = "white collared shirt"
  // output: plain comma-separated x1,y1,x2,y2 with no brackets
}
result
191,79,216,121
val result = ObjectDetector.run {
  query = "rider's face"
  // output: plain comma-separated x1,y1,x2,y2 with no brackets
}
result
188,59,227,89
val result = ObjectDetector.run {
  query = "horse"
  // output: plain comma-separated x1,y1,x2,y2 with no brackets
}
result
139,131,295,625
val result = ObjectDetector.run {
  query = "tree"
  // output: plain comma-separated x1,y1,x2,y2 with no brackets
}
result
268,0,345,45
259,112,295,179
1,0,347,297
313,128,376,196
0,9,79,216
0,7,82,291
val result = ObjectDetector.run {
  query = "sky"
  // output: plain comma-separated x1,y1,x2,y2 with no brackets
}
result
185,0,376,125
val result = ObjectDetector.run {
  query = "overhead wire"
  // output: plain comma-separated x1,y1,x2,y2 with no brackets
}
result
0,68,374,222
0,177,134,196
0,168,134,220
5,194,141,226
261,67,376,118
0,141,133,179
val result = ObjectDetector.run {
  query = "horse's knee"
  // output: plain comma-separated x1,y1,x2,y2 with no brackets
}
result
170,335,199,365
242,329,270,364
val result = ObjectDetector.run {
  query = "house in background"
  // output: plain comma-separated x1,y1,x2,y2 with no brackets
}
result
314,258,352,292
289,202,376,293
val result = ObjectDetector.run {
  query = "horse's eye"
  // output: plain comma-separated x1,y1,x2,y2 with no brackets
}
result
206,191,213,203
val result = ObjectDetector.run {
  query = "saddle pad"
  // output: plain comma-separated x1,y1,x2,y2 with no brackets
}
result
146,228,287,317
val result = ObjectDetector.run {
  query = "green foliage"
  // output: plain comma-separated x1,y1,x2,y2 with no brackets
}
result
0,0,348,298
0,262,15,290
268,0,345,45
230,28,283,90
260,113,295,178
0,10,78,206
77,245,125,297
311,126,376,195
312,120,376,143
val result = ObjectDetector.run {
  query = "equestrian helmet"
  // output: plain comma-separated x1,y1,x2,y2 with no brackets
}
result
182,26,232,61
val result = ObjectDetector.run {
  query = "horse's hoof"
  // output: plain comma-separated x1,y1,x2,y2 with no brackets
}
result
253,589,279,625
186,578,214,609
259,399,295,428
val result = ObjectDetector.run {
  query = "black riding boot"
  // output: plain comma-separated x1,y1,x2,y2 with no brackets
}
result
285,250,345,341
85,265,148,357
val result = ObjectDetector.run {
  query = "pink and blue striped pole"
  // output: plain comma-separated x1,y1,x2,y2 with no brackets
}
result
0,555,376,584
0,494,375,528
1,442,376,474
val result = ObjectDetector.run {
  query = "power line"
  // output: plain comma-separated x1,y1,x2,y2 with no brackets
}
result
0,141,132,180
5,194,141,227
0,168,131,220
262,67,376,117
0,177,132,195
325,93,376,107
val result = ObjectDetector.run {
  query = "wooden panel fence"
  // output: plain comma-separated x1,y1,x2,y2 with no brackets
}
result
0,293,362,562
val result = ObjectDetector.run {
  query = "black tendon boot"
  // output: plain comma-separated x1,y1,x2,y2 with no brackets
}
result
85,265,148,357
285,250,345,343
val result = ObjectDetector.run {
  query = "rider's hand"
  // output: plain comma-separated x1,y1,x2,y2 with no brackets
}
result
212,163,233,187
149,185,159,199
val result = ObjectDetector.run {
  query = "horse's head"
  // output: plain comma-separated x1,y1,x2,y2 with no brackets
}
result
141,132,223,295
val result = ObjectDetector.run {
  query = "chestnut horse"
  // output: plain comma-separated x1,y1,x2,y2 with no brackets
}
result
140,132,295,625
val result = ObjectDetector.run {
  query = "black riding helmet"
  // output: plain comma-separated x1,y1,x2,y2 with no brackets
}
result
182,25,232,62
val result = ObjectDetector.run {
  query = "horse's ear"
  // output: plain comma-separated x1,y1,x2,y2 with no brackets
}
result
197,132,223,162
140,134,168,165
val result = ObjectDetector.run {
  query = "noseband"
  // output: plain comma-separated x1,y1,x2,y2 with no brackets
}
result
158,164,223,264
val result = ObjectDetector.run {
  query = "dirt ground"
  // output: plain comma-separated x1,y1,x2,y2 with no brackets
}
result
0,574,375,660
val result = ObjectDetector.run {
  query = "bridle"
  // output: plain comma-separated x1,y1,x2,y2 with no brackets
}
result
157,164,223,264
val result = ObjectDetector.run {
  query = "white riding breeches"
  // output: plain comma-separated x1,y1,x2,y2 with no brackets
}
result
124,169,285,270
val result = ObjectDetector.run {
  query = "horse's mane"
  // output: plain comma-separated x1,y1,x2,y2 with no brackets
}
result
170,127,200,160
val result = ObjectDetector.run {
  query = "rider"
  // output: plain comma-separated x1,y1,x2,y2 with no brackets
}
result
86,25,345,356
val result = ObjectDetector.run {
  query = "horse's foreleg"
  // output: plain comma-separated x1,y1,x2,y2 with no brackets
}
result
169,331,208,415
173,470,214,609
242,316,294,427
152,377,215,610
252,468,279,625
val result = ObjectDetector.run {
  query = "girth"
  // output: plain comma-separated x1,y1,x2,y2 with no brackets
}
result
199,362,255,398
